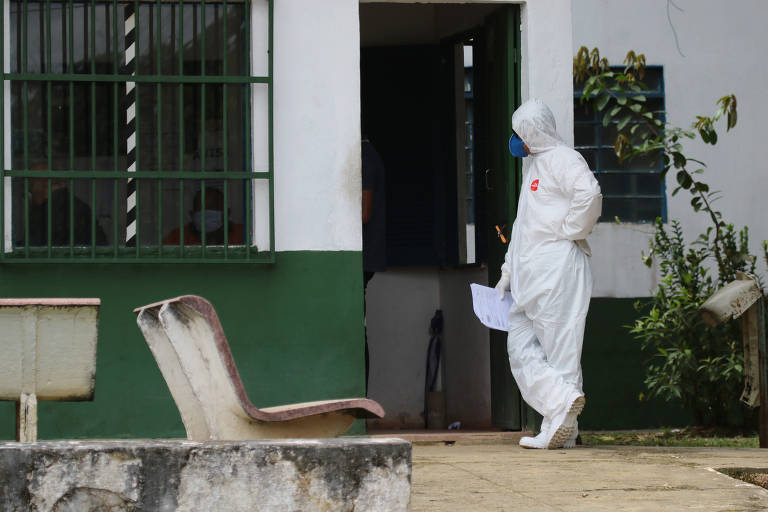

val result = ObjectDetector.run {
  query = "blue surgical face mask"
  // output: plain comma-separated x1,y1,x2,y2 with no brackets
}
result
193,210,224,233
509,134,528,158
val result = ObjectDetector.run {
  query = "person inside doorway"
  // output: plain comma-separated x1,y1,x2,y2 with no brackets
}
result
164,186,244,246
495,99,602,449
362,135,387,395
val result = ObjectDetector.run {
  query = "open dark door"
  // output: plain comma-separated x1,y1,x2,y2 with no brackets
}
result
473,5,523,430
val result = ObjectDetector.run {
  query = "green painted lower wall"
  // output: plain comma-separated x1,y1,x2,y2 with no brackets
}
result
579,298,693,430
0,251,365,439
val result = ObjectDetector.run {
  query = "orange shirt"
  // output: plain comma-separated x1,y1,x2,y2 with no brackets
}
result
163,223,245,246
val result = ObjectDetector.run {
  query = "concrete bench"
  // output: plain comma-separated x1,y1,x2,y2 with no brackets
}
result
0,298,100,442
134,295,384,440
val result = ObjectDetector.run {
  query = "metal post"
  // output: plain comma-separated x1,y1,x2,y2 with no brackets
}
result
758,298,767,448
125,1,137,246
15,392,37,442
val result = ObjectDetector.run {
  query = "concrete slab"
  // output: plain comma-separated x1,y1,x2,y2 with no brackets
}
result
372,429,525,444
411,441,768,511
0,438,411,511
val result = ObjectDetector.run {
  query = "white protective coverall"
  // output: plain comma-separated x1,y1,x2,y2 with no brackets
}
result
497,99,602,444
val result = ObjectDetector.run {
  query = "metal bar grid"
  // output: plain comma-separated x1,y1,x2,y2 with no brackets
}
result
0,0,273,263
0,0,4,260
243,0,250,258
574,73,666,223
68,0,74,255
221,0,227,257
155,0,161,256
22,0,28,257
90,0,96,257
4,72,268,82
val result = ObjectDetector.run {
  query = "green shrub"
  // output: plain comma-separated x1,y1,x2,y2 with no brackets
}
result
575,46,763,427
629,220,756,425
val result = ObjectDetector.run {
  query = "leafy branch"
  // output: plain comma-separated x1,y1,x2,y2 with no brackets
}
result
574,46,738,281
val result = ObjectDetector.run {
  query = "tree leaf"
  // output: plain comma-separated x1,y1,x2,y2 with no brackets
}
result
596,94,610,111
676,170,692,189
617,115,632,131
694,182,709,193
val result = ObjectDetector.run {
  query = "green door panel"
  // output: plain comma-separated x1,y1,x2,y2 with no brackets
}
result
474,5,522,430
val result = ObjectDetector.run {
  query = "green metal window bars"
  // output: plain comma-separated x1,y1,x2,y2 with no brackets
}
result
0,0,274,262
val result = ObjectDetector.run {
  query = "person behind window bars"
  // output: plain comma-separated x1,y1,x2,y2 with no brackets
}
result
26,162,107,247
163,186,244,246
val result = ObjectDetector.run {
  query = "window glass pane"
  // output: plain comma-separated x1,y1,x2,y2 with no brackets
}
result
598,172,664,197
642,67,663,93
574,101,595,122
577,149,596,170
599,149,659,171
602,197,663,223
574,124,596,147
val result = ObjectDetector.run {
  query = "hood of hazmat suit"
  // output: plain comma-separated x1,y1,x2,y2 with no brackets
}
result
499,100,602,437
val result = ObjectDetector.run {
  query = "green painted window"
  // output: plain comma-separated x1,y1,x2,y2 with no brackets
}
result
574,66,666,223
1,0,273,262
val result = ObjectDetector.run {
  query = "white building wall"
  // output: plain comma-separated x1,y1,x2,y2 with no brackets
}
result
574,0,768,297
273,0,363,252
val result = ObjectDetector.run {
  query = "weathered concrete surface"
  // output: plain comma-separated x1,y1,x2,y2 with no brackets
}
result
411,441,768,511
0,438,411,511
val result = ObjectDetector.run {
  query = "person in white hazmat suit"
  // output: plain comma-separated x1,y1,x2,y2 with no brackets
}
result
495,99,602,449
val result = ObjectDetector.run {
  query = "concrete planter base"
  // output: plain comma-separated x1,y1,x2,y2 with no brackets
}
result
0,438,411,511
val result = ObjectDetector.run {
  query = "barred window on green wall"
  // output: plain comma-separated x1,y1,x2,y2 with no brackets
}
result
3,0,273,262
574,66,666,223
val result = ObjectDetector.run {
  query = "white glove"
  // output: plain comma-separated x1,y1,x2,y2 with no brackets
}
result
494,273,510,300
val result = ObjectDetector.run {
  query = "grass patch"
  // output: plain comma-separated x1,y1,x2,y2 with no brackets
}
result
581,427,759,448
719,468,768,489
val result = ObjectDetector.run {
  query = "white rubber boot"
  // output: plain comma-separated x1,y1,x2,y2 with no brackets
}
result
519,429,550,449
519,417,551,449
563,421,579,449
520,417,580,449
547,395,585,449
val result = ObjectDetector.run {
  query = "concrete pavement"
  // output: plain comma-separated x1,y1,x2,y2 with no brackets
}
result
409,438,768,511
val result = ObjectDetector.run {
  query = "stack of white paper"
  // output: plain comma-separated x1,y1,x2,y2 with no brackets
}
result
470,283,515,331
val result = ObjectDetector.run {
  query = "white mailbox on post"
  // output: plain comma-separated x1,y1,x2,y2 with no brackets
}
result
699,272,766,448
0,298,100,442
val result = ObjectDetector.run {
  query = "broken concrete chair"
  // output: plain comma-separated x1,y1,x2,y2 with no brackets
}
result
134,295,384,440
0,298,100,442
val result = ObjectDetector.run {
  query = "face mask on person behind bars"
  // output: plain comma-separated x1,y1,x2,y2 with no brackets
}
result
509,134,529,158
193,210,224,233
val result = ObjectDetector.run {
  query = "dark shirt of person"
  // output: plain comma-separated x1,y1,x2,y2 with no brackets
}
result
362,139,386,273
27,187,107,247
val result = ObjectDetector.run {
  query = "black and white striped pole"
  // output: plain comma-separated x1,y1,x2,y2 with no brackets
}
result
125,3,137,246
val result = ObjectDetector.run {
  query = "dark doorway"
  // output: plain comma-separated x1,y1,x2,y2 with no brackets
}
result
360,2,524,431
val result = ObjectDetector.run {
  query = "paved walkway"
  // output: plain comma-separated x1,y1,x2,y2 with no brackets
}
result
408,437,768,511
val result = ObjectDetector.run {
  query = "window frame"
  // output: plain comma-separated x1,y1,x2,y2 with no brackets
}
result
574,65,667,224
0,0,274,263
